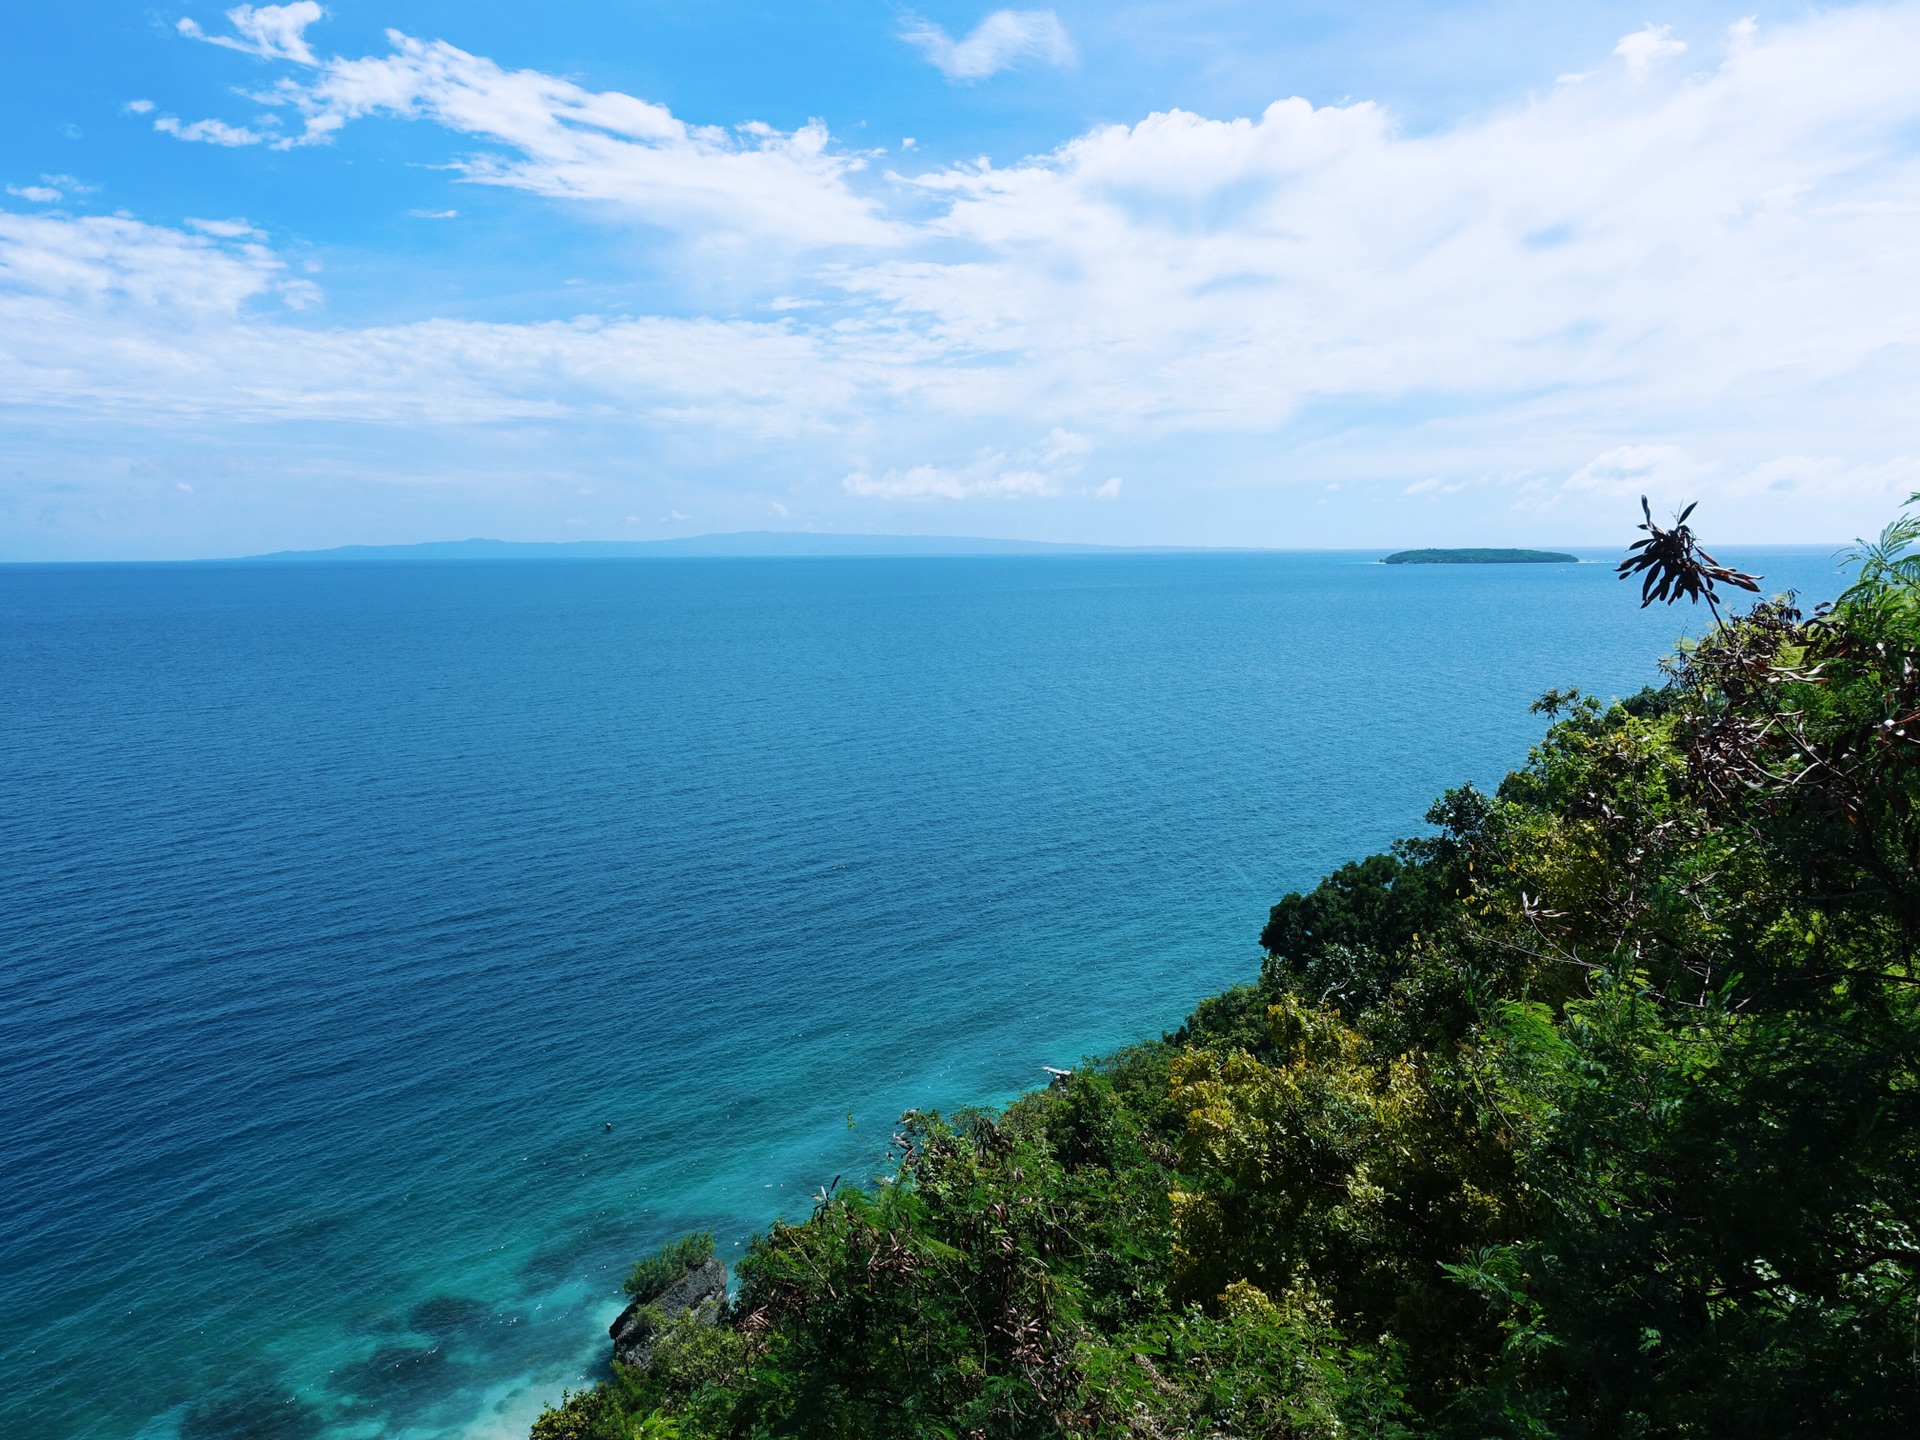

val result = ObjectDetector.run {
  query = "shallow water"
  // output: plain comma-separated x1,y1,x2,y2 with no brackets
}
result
0,548,1845,1439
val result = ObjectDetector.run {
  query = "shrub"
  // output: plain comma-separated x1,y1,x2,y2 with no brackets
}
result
622,1231,715,1301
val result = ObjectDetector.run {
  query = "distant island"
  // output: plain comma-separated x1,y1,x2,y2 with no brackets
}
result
1382,547,1578,564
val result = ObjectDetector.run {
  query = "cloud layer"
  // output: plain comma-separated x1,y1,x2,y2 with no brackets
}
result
178,2,323,64
157,13,892,244
900,9,1076,81
10,4,1920,549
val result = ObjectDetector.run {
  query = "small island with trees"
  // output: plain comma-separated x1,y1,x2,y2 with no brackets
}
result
1383,548,1579,564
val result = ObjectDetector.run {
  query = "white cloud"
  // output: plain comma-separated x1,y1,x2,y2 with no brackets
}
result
14,5,1920,543
901,9,1075,81
8,186,62,204
155,116,269,146
278,278,323,309
0,209,883,426
186,217,264,238
169,19,890,245
1614,23,1688,76
843,463,1055,501
842,429,1090,502
178,3,324,64
0,210,285,314
1563,444,1711,501
845,6,1920,484
1711,453,1910,502
125,99,155,114
1092,477,1122,500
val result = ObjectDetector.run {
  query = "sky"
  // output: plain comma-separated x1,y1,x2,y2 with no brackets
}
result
3,1,1920,559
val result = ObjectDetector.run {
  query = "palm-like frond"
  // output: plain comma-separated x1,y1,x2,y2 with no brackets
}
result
1835,495,1920,605
1617,497,1761,619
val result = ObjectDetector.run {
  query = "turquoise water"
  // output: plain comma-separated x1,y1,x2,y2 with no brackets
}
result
1,549,1846,1440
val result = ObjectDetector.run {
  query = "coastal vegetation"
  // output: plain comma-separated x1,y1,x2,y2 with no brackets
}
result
536,503,1920,1438
625,1234,717,1302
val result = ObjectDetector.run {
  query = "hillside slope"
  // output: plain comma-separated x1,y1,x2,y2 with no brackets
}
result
536,512,1920,1440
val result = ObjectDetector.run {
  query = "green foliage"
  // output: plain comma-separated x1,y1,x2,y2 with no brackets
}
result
1257,849,1462,1012
536,503,1920,1438
624,1231,716,1300
530,1387,623,1440
531,1387,684,1440
1835,492,1920,606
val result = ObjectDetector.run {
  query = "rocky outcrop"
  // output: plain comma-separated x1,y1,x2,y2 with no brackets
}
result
608,1257,728,1370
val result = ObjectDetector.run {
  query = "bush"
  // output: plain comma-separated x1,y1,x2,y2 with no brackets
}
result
622,1231,715,1301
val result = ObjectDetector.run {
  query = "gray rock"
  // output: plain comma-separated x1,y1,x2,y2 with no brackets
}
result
608,1257,728,1370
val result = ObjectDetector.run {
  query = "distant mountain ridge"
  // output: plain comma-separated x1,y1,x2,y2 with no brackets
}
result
241,533,1175,561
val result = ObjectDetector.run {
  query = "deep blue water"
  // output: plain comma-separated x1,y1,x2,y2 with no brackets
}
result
1,549,1846,1440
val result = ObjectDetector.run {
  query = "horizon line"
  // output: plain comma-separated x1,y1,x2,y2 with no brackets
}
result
0,532,1853,565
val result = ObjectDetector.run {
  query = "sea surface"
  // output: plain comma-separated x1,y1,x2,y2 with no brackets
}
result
1,548,1847,1440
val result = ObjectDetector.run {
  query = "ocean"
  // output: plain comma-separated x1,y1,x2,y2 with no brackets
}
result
0,548,1847,1440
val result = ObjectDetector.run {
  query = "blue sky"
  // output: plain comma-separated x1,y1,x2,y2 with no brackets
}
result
4,1,1919,558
